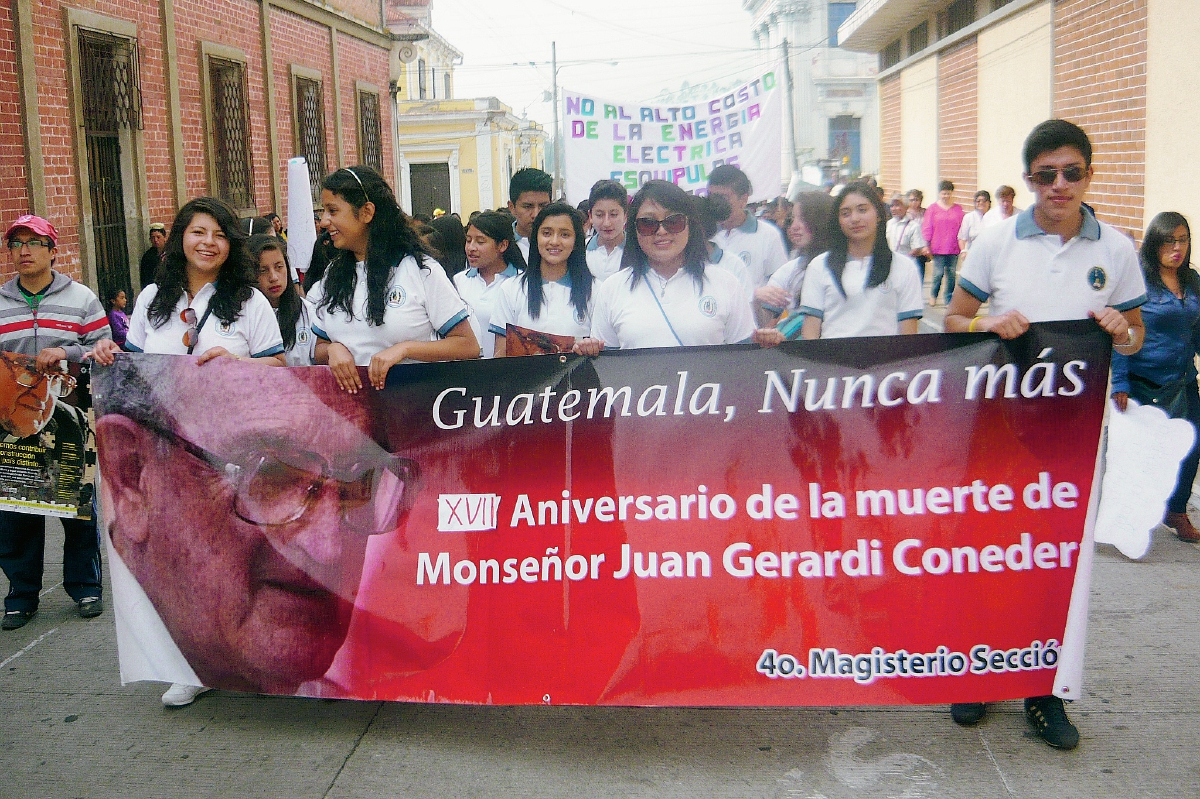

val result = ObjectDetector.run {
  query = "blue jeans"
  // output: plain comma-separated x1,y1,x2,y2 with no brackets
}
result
930,253,957,302
1169,382,1200,514
0,509,101,613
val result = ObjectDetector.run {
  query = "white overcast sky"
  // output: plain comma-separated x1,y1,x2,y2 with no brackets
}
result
432,0,761,126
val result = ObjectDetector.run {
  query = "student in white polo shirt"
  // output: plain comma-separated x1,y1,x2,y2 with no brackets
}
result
578,180,754,352
707,164,788,289
117,196,285,709
249,234,315,366
755,181,922,343
585,180,627,283
455,211,526,358
491,203,594,356
308,166,479,393
125,197,285,365
945,119,1147,751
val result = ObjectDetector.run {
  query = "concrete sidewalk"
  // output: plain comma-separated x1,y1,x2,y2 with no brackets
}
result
1,518,1197,799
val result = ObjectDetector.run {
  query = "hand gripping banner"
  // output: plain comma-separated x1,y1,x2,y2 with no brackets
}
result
92,322,1110,705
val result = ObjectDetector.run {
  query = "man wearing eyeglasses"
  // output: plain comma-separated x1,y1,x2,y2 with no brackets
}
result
943,120,1147,750
0,214,116,631
94,357,419,696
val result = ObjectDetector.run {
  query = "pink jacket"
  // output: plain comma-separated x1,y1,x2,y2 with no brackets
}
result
922,202,966,255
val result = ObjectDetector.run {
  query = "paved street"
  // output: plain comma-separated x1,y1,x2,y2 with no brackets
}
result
1,501,1198,798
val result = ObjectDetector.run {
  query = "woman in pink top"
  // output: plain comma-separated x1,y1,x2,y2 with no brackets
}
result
921,180,966,305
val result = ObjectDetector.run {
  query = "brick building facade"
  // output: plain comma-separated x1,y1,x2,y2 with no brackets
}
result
839,0,1190,243
0,0,402,303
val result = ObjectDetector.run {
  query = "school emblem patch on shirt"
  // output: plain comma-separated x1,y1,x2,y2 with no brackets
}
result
698,295,718,317
297,327,310,344
217,319,235,337
387,286,407,307
1087,266,1107,291
739,251,752,265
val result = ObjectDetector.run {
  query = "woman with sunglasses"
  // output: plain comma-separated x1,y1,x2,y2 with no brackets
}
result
580,180,754,353
754,180,922,344
490,203,593,357
455,211,526,358
1111,212,1200,542
249,234,315,366
123,198,285,366
308,166,479,391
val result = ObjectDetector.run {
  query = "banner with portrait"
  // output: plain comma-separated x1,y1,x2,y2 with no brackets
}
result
93,322,1110,706
0,353,92,518
562,69,784,203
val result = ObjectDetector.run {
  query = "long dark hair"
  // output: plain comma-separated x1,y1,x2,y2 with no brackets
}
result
149,197,254,328
621,180,710,289
793,191,836,261
316,165,434,326
431,215,468,279
466,211,527,272
247,234,302,351
521,202,591,320
1141,212,1199,296
824,181,893,298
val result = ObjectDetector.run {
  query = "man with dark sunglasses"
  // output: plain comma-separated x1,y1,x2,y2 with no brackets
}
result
944,120,1147,751
0,215,117,632
94,357,423,699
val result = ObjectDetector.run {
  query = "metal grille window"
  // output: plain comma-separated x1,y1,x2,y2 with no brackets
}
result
908,22,929,54
208,57,255,211
357,90,383,172
882,38,902,69
946,0,976,36
418,58,427,99
78,29,142,132
295,76,327,201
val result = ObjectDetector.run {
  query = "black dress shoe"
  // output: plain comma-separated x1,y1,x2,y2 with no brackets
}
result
2,610,35,631
77,597,103,619
950,702,987,725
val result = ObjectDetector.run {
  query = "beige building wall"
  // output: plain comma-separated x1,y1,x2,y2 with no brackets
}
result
1144,0,1200,229
976,1,1053,211
900,56,939,201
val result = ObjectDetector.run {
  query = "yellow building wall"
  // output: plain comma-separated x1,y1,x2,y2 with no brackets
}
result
1144,0,1200,230
900,56,939,203
977,1,1053,211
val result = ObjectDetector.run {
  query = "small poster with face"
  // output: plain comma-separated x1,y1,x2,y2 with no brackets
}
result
505,324,576,356
0,352,93,518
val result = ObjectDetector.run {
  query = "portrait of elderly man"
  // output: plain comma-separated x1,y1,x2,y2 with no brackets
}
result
93,356,417,696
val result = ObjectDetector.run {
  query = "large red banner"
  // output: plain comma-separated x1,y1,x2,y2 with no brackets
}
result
92,321,1110,705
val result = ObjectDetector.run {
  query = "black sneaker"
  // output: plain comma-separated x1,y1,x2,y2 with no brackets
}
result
1025,695,1079,750
1,610,35,631
77,597,103,619
950,702,987,725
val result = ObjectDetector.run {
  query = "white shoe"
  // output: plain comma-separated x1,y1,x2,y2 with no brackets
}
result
161,683,212,707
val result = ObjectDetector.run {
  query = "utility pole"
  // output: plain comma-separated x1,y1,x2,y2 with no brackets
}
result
781,38,800,177
551,41,563,199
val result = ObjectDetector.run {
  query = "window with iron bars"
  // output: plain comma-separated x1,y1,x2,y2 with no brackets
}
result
908,21,929,54
882,38,902,69
944,0,976,37
208,57,255,211
358,90,383,172
295,76,327,202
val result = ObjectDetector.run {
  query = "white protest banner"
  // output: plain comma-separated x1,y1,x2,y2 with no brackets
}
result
562,68,783,203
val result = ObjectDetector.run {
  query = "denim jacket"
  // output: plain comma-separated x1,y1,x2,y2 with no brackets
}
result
1111,282,1200,394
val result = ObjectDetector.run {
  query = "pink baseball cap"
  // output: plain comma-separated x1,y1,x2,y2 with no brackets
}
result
5,215,58,246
